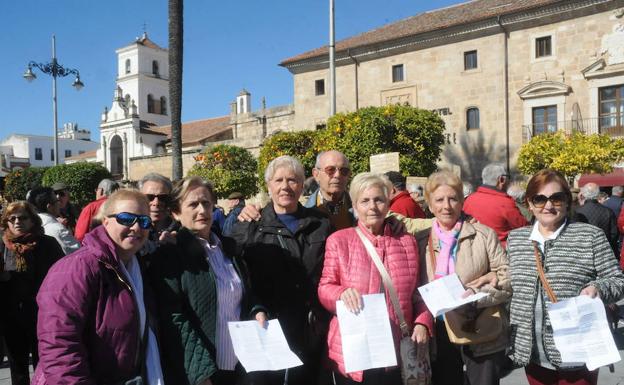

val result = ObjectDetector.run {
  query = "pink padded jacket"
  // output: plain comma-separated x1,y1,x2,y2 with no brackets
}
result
318,221,433,382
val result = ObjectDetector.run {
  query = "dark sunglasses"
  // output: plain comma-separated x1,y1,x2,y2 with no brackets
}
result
8,215,31,223
530,192,568,208
107,212,152,229
55,191,66,197
145,194,171,203
320,166,351,177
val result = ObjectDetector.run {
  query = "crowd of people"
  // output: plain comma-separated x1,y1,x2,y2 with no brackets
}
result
0,150,623,385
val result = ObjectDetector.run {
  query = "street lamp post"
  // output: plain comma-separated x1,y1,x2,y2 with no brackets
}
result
23,35,84,166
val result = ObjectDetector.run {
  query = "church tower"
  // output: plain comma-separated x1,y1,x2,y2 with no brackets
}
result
97,33,170,179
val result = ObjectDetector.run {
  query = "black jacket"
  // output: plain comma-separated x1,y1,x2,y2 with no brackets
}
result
574,199,619,255
230,203,331,356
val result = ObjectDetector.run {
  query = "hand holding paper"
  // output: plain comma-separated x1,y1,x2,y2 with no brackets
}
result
417,273,488,317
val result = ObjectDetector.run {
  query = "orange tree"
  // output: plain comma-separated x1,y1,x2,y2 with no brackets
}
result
257,130,319,187
3,167,48,202
187,144,258,199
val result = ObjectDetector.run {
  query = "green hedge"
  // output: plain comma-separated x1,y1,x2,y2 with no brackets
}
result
41,163,112,208
3,167,49,202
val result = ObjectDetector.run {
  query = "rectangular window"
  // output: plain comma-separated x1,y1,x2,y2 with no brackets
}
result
532,105,557,135
535,36,552,58
392,64,404,83
315,79,325,96
35,147,42,160
65,150,72,158
50,149,55,161
599,84,624,135
466,108,480,130
464,50,478,70
79,150,85,155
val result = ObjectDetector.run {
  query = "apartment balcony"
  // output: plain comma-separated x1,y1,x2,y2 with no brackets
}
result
522,118,624,142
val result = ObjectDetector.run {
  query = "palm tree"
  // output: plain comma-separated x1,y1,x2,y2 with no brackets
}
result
169,0,183,180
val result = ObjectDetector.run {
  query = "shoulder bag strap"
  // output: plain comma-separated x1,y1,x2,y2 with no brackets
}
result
533,241,558,303
355,227,410,337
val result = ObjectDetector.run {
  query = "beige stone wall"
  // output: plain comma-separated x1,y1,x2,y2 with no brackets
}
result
128,150,200,181
291,6,623,183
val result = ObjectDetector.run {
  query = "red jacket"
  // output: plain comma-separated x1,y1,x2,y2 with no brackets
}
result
463,186,528,247
74,197,107,242
390,190,425,218
318,221,433,382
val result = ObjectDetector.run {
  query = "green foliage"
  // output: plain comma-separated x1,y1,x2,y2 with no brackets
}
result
258,130,319,183
315,104,446,176
3,167,48,202
41,163,112,208
187,144,259,199
517,131,624,178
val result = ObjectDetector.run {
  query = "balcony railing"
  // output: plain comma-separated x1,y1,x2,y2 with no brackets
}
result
522,118,624,141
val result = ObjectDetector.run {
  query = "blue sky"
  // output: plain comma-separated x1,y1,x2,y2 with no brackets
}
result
0,0,460,141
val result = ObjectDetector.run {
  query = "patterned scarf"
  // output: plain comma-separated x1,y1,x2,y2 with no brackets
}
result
2,227,42,272
433,219,462,280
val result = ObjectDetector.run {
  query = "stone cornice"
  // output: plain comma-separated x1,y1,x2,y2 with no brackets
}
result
283,0,616,74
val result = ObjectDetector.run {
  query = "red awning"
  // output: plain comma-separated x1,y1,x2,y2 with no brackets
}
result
578,168,624,187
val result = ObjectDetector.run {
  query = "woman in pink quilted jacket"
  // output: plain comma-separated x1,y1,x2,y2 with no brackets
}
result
318,172,433,385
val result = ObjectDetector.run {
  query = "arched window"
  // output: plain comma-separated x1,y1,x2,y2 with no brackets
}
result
152,60,159,76
125,59,131,74
160,96,167,115
466,107,480,130
147,94,155,113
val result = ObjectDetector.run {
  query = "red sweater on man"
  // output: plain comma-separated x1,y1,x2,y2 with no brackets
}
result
75,197,108,242
463,186,528,247
389,190,426,219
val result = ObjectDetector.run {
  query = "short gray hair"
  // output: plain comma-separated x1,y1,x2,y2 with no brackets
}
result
314,150,349,169
482,163,507,186
580,183,600,200
612,186,624,196
407,183,423,194
506,182,525,202
98,179,119,196
138,172,173,193
349,172,392,209
462,181,474,198
264,155,305,185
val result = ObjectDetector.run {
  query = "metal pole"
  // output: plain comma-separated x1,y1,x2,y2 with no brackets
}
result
329,0,336,116
52,35,59,166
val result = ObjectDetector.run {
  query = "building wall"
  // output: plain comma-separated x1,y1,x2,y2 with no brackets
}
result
231,104,296,153
128,150,199,181
0,135,99,167
290,5,624,182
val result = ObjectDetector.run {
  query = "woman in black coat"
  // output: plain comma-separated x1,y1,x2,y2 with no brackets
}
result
230,155,331,385
0,201,64,385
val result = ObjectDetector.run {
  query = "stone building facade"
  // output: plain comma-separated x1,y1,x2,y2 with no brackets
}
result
280,0,624,182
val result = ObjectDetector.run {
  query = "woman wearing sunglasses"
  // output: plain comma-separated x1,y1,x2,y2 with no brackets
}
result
34,189,164,385
507,169,624,385
0,201,64,385
148,176,267,385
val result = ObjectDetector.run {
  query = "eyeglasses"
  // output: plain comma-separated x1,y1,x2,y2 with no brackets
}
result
145,194,170,203
319,166,350,177
55,191,66,197
530,192,568,208
107,212,152,229
8,215,31,224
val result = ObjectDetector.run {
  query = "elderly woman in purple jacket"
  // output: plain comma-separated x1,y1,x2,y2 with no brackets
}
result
33,189,164,385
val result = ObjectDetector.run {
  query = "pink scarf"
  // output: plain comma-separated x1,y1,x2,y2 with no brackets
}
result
433,219,462,280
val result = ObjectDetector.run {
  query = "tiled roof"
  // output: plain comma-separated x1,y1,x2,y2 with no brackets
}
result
150,116,232,145
66,150,97,161
280,0,562,65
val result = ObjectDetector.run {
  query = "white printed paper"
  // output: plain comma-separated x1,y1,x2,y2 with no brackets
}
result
336,293,398,373
548,295,620,370
417,273,488,317
227,319,303,372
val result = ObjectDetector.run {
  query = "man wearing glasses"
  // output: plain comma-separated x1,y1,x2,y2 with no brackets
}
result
463,162,528,247
138,173,174,255
305,150,354,230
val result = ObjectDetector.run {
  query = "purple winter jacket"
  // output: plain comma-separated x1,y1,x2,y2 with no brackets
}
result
33,225,143,385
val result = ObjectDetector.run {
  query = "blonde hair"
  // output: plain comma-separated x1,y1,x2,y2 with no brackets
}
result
349,172,393,205
100,189,149,217
424,169,464,204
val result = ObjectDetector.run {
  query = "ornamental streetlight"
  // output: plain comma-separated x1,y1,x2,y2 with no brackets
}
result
23,35,84,166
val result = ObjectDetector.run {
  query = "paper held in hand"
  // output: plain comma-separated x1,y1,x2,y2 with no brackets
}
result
336,293,398,373
417,273,488,317
227,319,303,372
547,295,621,371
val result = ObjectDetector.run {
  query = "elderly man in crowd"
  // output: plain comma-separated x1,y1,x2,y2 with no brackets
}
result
27,187,80,255
463,163,528,247
222,191,245,236
385,171,426,219
575,182,619,255
74,179,119,242
139,173,173,234
605,186,624,218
